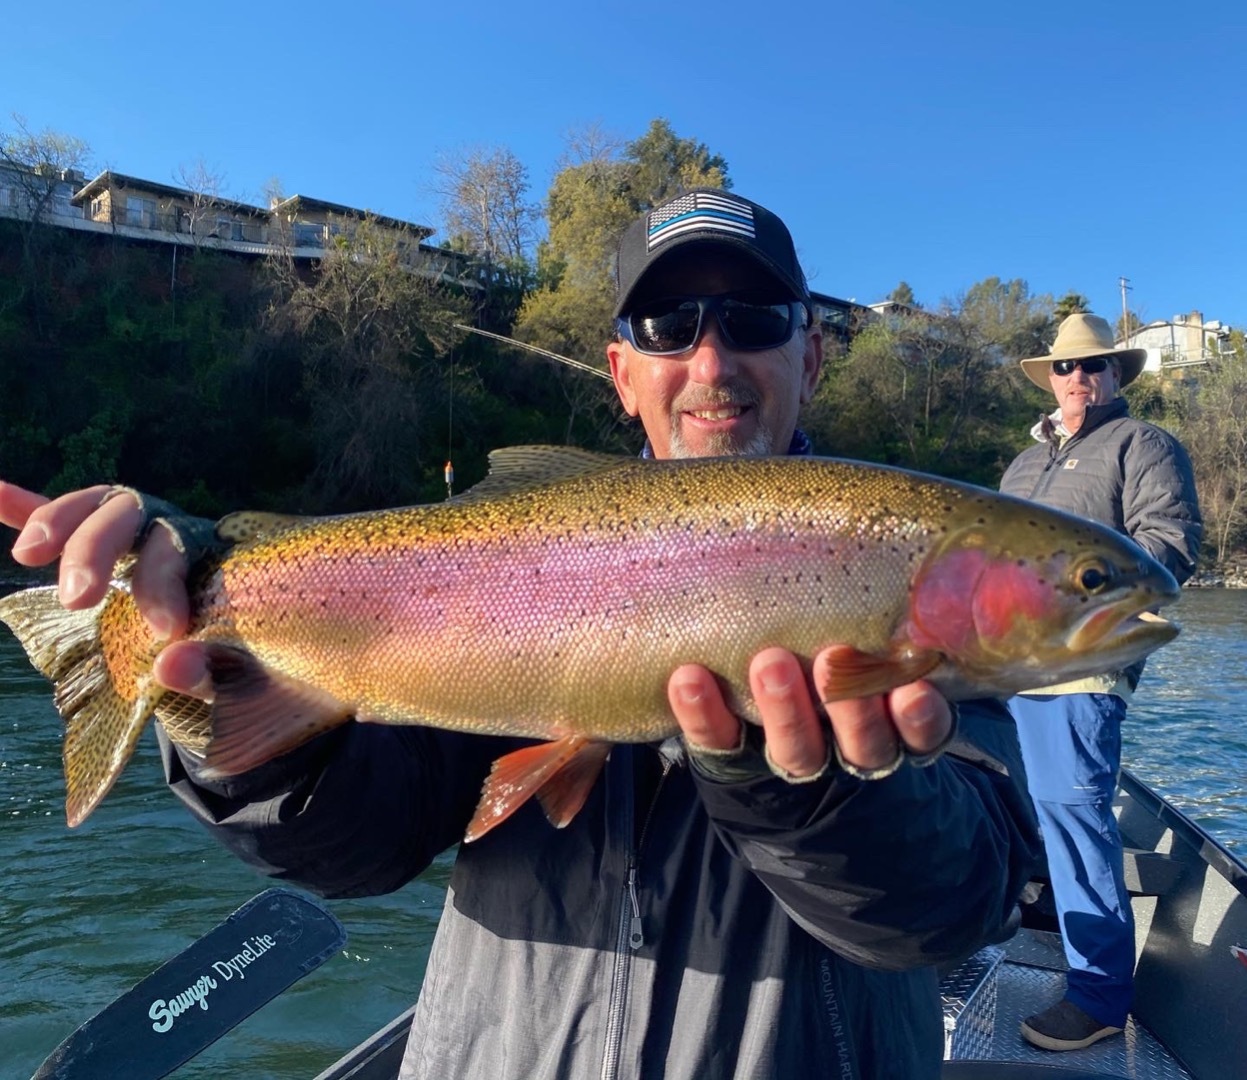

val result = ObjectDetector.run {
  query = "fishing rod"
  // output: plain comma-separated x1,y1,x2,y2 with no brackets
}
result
452,324,613,382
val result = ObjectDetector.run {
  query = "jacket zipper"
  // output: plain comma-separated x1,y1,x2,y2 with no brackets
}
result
599,751,672,1080
1029,426,1081,501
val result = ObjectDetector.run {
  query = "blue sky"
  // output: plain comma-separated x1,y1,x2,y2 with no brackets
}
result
4,0,1244,328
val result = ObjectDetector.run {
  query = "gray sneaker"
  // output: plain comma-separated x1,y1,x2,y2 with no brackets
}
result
1020,999,1123,1052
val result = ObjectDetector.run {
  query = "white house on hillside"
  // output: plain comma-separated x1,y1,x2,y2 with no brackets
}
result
1123,311,1232,373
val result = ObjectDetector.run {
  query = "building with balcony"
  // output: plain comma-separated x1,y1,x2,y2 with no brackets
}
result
0,163,474,285
810,291,875,349
0,160,86,225
1123,311,1233,373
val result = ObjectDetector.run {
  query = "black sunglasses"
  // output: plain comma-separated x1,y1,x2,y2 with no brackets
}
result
1052,356,1113,377
616,294,809,356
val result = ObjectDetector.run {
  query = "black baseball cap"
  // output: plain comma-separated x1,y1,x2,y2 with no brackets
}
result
613,188,809,319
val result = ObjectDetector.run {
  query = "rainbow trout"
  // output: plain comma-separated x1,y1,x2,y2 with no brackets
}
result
0,446,1180,839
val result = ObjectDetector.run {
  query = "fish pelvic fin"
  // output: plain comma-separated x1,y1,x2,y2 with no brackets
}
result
0,585,165,827
816,644,942,702
464,736,613,843
199,644,354,776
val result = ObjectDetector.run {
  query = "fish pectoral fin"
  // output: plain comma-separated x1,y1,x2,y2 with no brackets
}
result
465,736,612,843
816,644,942,702
200,644,353,776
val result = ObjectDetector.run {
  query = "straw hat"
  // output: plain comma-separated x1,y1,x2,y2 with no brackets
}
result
1019,313,1147,390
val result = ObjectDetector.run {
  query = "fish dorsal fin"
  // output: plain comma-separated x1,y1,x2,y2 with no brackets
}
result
215,510,320,544
454,445,626,503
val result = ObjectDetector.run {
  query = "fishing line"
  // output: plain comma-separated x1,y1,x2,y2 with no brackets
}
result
446,346,455,498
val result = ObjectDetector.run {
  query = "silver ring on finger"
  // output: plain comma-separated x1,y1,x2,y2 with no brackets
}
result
832,738,905,781
764,741,832,784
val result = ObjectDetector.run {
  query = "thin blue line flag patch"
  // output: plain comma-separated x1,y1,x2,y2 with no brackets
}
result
647,192,756,251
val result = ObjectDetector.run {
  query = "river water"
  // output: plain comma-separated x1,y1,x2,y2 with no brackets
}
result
2,588,1244,1079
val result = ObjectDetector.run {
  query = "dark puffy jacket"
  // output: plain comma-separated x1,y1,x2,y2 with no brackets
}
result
161,696,1037,1080
999,397,1202,584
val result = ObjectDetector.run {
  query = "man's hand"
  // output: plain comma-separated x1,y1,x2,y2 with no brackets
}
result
1,479,210,698
668,646,954,780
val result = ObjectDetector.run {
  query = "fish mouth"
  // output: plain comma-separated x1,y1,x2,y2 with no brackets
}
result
1066,602,1180,656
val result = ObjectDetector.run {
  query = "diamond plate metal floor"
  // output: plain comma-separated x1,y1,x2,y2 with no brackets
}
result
993,931,1194,1080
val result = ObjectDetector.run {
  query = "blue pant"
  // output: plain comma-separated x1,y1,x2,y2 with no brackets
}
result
1006,693,1134,1027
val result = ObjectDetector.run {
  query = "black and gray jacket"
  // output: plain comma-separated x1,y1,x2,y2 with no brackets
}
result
161,697,1037,1079
999,397,1202,585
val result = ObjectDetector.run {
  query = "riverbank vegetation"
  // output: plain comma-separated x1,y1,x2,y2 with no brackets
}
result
2,119,1244,566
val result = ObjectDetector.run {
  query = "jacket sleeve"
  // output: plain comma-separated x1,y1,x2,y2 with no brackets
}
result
158,722,505,899
1121,427,1203,584
688,698,1040,971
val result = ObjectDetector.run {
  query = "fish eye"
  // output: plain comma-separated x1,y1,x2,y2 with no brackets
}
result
1076,559,1114,593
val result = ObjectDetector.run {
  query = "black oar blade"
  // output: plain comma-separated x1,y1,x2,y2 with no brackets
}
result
32,887,346,1080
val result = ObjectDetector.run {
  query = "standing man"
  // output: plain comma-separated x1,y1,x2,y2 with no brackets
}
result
1001,312,1202,1052
2,189,1039,1079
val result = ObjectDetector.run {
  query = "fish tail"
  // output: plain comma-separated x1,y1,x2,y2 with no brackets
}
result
0,585,165,826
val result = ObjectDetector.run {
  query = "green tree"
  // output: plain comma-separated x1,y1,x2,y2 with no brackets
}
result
887,281,917,307
1115,309,1142,343
0,114,91,232
259,216,469,509
1053,291,1090,320
522,118,731,329
807,277,1049,482
513,119,732,450
958,276,1053,362
0,115,92,335
1182,329,1247,564
624,118,730,207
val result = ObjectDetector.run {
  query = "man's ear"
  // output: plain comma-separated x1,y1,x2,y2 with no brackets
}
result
799,329,823,405
607,340,641,417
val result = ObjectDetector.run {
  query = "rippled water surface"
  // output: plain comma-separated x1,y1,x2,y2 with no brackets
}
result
1,589,1243,1078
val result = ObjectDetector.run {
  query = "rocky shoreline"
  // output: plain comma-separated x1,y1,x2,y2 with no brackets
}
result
1186,570,1247,589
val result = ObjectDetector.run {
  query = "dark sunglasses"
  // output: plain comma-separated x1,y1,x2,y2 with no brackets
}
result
1052,356,1113,377
616,294,809,356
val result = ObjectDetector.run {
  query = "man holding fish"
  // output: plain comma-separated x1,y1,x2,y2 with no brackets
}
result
2,190,1180,1078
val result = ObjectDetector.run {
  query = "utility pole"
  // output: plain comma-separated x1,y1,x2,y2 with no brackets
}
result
1118,276,1133,345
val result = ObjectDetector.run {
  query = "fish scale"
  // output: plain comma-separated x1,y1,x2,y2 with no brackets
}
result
0,446,1181,837
203,457,948,738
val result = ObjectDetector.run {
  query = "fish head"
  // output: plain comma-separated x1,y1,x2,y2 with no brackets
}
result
903,508,1181,697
